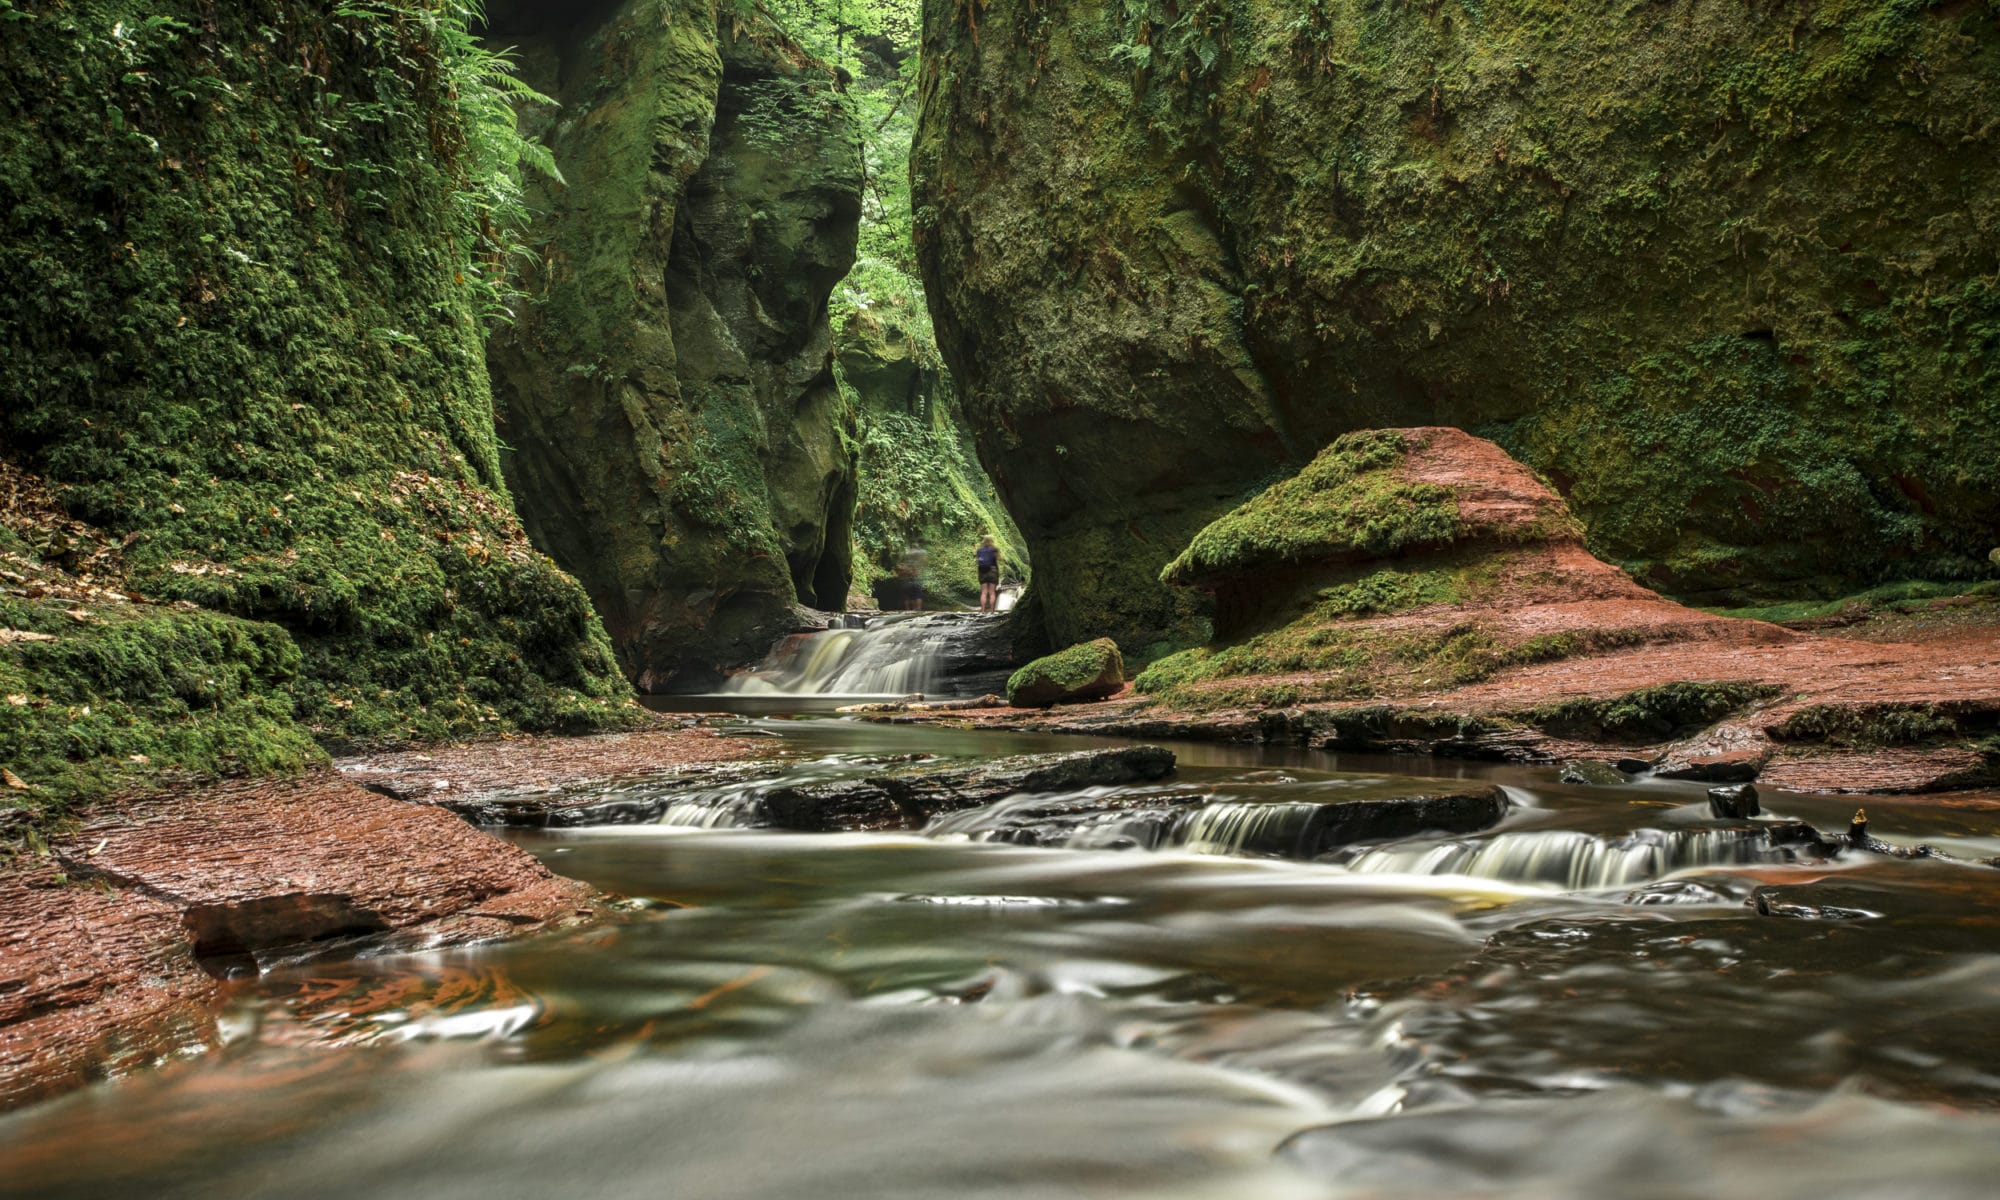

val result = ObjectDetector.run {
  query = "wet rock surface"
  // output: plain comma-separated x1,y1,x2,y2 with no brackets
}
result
757,746,1179,833
0,773,600,1112
337,724,782,827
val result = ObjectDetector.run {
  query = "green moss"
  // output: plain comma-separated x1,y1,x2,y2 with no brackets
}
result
1770,702,1988,747
1704,579,2000,625
1007,637,1124,706
0,599,323,830
1526,682,1785,743
0,0,641,834
839,302,1030,609
1162,430,1459,586
486,2,868,676
915,0,2000,644
1316,567,1463,617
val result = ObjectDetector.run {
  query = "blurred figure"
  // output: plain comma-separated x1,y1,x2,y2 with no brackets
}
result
897,545,928,611
975,534,1001,613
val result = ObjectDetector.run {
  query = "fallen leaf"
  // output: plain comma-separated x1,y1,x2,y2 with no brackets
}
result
2,768,30,791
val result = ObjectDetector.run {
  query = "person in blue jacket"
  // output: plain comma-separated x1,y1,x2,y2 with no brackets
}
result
975,535,1001,614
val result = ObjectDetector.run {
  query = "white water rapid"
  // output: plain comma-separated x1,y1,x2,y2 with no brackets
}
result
724,615,954,696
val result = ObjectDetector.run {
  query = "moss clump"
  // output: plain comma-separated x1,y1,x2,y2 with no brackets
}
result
0,599,323,830
1162,431,1459,587
1770,702,1990,747
1007,638,1125,707
1526,682,1784,743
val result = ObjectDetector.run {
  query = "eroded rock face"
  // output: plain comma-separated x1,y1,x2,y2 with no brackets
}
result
486,0,865,689
0,1,638,808
913,0,2000,651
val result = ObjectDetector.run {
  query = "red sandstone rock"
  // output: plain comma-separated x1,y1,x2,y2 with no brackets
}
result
0,773,598,1111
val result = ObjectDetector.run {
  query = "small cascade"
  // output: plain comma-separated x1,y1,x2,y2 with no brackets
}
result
1340,828,1784,890
724,615,968,696
1172,802,1332,859
658,789,764,829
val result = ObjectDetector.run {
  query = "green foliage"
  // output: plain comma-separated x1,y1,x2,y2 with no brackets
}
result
847,404,1023,605
0,0,638,830
1162,431,1459,586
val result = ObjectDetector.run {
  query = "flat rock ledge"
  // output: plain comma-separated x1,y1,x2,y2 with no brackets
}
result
0,772,602,1113
758,746,1180,833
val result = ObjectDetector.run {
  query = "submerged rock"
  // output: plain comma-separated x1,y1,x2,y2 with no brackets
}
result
1008,639,1126,708
1560,761,1629,787
758,745,1177,832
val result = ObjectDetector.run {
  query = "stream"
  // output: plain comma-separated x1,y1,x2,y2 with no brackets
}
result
5,710,2000,1197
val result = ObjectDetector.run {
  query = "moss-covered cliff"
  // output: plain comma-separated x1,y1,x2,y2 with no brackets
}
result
913,0,2000,656
1,0,636,827
484,0,866,688
835,298,1028,609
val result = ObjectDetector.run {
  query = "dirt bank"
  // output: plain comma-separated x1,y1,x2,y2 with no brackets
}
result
0,723,773,1112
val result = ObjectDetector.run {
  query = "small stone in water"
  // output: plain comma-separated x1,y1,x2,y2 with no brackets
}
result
1559,760,1628,786
1707,784,1760,819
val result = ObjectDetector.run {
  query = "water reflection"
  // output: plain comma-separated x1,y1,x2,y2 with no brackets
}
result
2,716,1999,1198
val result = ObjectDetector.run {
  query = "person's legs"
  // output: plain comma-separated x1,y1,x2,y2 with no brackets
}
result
980,582,995,612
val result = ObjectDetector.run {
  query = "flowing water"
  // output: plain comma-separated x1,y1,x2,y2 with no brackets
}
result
722,614,966,697
5,712,2000,1198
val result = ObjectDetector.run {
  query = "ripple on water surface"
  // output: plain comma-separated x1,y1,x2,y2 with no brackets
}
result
3,720,1999,1199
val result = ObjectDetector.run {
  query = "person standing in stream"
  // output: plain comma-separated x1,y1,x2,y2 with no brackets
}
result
976,535,1001,614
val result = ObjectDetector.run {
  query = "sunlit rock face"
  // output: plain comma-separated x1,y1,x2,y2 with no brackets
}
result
486,0,865,689
912,0,2000,654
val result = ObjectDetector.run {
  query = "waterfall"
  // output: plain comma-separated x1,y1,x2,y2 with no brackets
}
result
658,790,763,829
1340,828,1782,890
724,615,950,696
1173,802,1332,858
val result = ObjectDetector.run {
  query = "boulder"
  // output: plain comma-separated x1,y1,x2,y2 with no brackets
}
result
1707,784,1761,819
1008,639,1126,708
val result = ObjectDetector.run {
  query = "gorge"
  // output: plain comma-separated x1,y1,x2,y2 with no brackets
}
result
3,0,2000,1195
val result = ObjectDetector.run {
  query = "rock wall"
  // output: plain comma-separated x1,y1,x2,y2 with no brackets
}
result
1,0,636,821
835,305,1029,610
912,0,2000,655
485,0,865,689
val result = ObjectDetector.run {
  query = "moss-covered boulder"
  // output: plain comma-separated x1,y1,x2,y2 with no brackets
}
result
1,0,638,828
913,0,2000,655
1007,638,1126,708
484,0,865,688
1134,428,1787,711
